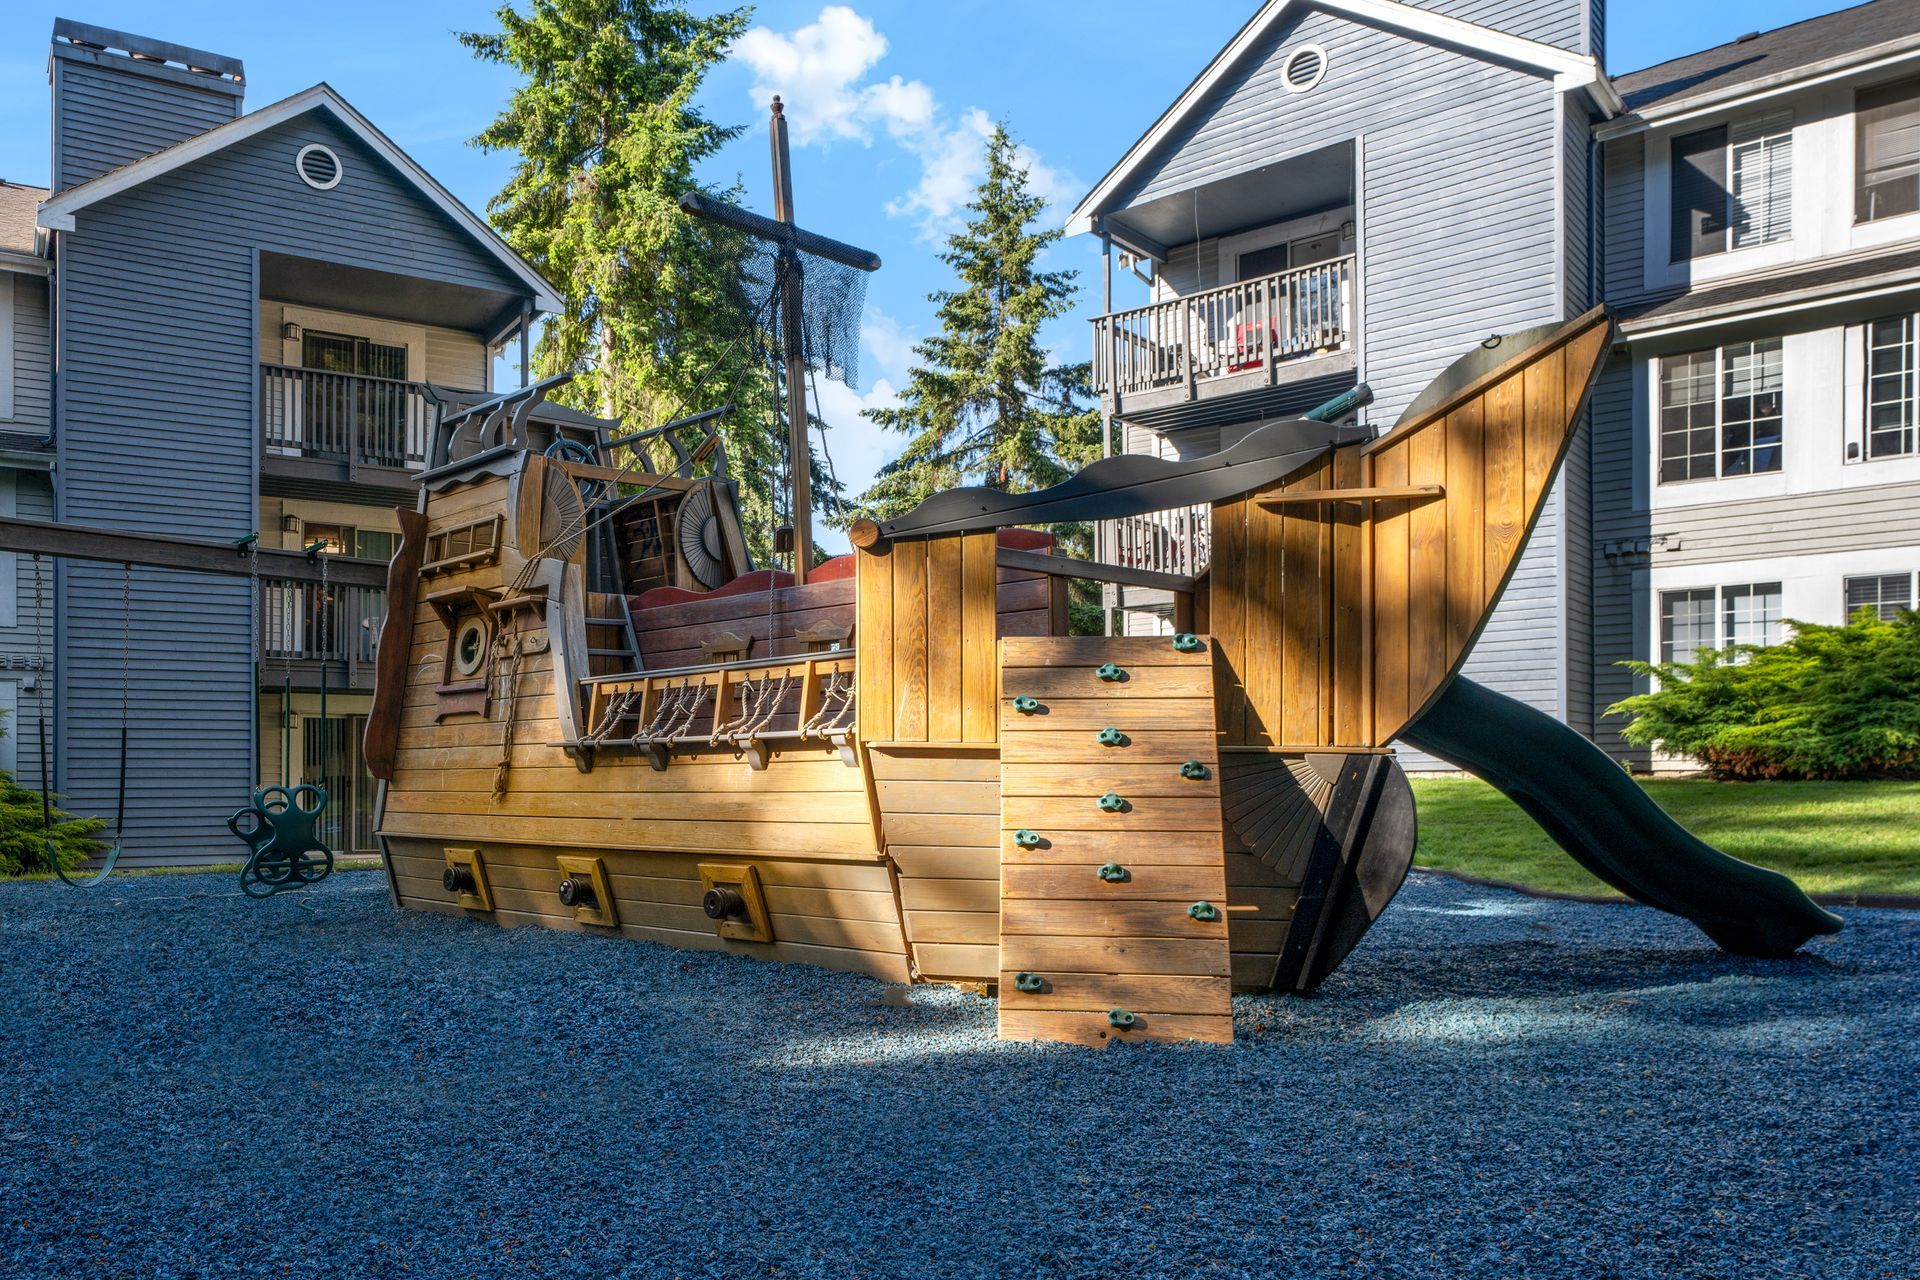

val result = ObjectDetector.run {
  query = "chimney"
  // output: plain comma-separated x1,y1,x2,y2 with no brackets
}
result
49,19,244,192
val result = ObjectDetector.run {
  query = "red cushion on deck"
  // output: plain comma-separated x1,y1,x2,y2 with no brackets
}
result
997,528,1054,551
811,554,855,582
632,568,794,611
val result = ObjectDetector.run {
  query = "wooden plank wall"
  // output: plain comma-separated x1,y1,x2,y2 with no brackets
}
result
996,636,1234,1045
873,747,1001,981
856,531,1014,746
1209,315,1609,750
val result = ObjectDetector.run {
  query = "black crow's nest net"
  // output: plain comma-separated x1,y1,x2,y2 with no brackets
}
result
688,194,871,389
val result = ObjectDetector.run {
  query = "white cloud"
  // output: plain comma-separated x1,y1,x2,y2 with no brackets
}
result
810,374,902,553
860,305,918,387
735,6,1079,239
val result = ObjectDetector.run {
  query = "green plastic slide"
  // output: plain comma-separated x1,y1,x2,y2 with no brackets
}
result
1400,676,1842,957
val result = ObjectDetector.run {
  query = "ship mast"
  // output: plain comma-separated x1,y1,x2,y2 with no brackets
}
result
768,97,813,583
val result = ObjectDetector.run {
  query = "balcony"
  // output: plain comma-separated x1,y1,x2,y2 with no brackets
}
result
260,364,434,490
1109,503,1211,581
1090,258,1357,430
260,577,386,693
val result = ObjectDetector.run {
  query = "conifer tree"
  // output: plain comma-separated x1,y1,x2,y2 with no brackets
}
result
861,125,1099,515
461,1,788,545
860,124,1101,626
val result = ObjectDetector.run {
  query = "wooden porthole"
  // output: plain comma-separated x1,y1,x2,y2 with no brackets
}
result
452,617,489,679
555,854,618,928
443,847,494,912
697,863,774,943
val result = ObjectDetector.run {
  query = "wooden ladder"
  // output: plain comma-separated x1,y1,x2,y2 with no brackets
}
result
997,635,1233,1046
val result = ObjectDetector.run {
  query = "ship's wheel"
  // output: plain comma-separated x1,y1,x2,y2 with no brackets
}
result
676,483,726,589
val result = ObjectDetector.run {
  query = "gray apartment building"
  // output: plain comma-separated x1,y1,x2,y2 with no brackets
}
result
1073,0,1920,768
9,20,585,863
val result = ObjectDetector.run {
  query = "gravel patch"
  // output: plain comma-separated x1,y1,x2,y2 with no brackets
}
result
1,870,1913,1279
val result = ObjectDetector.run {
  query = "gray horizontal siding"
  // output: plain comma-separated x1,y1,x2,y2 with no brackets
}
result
0,472,53,790
53,58,239,191
6,275,51,434
1562,97,1595,735
1600,136,1646,305
1650,481,1920,562
1404,0,1591,53
425,328,489,388
1584,359,1645,764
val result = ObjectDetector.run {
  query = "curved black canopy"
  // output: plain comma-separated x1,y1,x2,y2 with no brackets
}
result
876,417,1370,539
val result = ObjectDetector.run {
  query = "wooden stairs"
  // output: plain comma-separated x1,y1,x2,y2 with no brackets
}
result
997,636,1234,1046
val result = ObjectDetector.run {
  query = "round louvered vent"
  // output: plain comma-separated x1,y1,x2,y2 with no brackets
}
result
1282,44,1328,94
295,143,343,191
676,484,726,589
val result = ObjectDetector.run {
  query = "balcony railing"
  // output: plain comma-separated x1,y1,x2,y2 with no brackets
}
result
261,578,386,687
1091,257,1354,398
1108,504,1212,582
261,364,434,472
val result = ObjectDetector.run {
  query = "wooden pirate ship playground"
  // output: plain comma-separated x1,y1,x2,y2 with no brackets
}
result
362,301,1840,1047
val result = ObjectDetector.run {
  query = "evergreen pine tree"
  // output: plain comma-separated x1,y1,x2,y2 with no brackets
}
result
461,0,788,549
860,124,1102,627
861,125,1100,517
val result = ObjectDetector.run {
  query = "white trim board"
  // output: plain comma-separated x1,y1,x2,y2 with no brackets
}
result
38,83,562,315
1065,0,1617,236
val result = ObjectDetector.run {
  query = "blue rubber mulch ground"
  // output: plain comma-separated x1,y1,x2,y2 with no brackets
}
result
1,870,1913,1279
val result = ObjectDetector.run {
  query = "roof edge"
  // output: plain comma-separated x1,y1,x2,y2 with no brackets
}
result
37,84,562,316
1066,0,1612,236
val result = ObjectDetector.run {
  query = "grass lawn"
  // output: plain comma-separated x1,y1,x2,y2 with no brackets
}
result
1409,775,1920,900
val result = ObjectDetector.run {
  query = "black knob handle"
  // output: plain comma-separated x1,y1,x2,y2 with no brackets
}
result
558,875,595,908
443,865,476,894
703,885,747,921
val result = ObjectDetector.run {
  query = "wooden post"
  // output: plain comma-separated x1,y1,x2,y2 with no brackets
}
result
770,97,812,586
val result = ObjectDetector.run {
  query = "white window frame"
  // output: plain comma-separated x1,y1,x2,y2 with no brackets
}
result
1864,312,1917,461
1645,112,1800,290
1657,338,1785,484
1657,581,1783,665
1843,571,1915,620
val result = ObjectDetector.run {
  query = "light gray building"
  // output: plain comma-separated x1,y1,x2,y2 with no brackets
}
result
14,19,577,863
1071,0,1920,769
1590,0,1920,766
1067,0,1617,761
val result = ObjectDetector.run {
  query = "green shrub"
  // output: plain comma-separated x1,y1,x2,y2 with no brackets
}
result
0,712,107,877
1608,609,1920,780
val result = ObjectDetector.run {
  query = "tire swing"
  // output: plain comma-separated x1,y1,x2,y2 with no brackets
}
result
227,542,334,898
36,556,130,888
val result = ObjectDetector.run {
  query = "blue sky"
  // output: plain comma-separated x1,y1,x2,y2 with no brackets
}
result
0,0,1869,545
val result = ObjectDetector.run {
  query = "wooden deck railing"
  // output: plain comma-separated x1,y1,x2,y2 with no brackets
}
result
1107,503,1212,581
1090,257,1354,397
260,364,434,470
260,577,386,687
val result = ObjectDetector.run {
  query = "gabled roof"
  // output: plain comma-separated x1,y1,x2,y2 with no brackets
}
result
1067,0,1618,236
1611,0,1920,118
37,84,561,314
0,181,48,261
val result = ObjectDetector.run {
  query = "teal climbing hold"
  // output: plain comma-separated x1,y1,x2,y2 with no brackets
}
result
1096,861,1128,883
1096,727,1125,747
1013,829,1042,848
1095,662,1125,682
1013,972,1045,993
1012,695,1041,714
1108,1009,1137,1029
1097,791,1125,812
1188,900,1221,922
1171,633,1202,652
1179,759,1210,780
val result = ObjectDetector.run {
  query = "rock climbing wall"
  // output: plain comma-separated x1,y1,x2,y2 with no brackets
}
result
996,636,1234,1046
